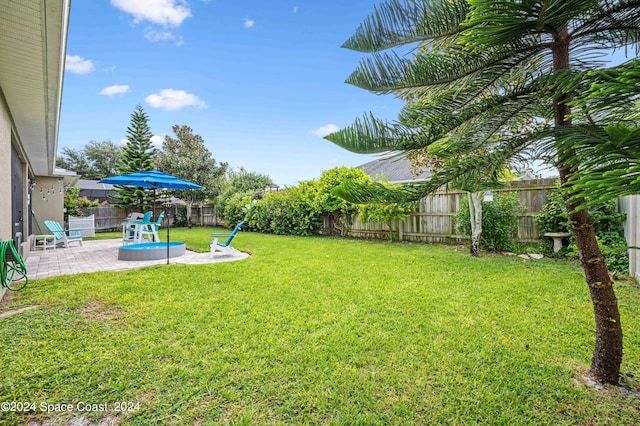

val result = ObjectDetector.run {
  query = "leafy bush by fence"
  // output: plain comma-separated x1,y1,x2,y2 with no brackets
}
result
455,192,527,252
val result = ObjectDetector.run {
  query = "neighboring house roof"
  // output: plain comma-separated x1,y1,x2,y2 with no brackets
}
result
76,179,115,203
77,179,114,191
358,153,431,184
0,0,70,176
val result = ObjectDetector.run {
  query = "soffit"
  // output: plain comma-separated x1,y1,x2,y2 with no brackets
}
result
0,0,69,176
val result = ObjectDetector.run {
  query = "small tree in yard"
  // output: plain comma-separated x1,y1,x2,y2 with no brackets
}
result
155,125,228,226
112,105,157,211
325,1,640,385
456,192,527,253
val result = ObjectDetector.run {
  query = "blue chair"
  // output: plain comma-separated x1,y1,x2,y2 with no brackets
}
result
210,222,244,257
141,211,165,242
123,211,153,244
44,220,83,248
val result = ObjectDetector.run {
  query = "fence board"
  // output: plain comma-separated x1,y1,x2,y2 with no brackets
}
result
330,179,556,244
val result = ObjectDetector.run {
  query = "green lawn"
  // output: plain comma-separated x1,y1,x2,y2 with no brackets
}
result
1,228,639,425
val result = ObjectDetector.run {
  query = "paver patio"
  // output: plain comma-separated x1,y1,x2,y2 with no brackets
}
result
24,238,248,280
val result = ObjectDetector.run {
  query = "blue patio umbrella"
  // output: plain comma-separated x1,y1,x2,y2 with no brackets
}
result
100,170,202,264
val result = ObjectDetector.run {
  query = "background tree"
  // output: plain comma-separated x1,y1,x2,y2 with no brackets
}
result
221,167,274,195
56,141,123,180
325,0,640,385
84,140,122,179
155,125,228,225
216,167,274,228
111,104,157,211
56,147,90,176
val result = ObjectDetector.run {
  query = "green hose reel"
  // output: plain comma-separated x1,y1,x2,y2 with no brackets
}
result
1,240,28,291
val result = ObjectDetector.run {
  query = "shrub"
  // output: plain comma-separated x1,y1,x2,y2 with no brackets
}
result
222,192,253,227
535,185,629,273
173,205,189,228
64,187,100,221
246,185,323,236
533,185,569,235
455,192,527,252
358,202,413,241
218,167,370,236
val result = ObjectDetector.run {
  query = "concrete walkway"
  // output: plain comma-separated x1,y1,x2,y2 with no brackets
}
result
24,239,249,280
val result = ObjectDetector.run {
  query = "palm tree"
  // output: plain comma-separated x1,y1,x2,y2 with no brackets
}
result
326,0,640,384
554,59,640,206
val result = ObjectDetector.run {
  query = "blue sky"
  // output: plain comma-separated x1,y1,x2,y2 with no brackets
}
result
59,0,405,186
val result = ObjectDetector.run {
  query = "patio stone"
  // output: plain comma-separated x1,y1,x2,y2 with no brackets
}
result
22,239,249,281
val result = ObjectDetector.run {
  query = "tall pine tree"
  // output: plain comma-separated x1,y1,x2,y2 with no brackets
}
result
111,105,157,211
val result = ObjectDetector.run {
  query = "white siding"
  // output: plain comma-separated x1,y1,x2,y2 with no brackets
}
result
620,195,640,280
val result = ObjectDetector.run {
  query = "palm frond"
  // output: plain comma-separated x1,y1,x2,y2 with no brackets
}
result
342,0,470,53
554,124,640,207
324,113,424,153
346,36,550,95
571,0,640,52
334,129,549,204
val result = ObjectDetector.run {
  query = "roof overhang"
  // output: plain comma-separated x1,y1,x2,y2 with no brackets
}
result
0,0,71,176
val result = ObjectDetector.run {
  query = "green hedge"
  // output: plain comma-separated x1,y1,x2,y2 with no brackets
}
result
455,192,527,252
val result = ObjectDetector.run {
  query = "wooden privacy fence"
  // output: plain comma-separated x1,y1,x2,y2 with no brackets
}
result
85,204,224,231
86,207,126,230
326,178,556,244
190,204,223,227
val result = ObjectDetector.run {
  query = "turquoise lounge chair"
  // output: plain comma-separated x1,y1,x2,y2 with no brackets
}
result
44,220,83,248
210,221,244,257
141,211,165,242
123,211,153,244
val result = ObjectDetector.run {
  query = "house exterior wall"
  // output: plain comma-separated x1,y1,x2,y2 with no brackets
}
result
31,176,65,235
0,92,12,242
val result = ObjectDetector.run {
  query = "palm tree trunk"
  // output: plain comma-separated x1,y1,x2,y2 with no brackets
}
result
468,192,482,257
553,28,622,385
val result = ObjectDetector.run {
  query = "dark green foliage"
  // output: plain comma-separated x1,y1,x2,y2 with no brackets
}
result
57,141,123,180
533,186,570,235
111,105,157,211
246,185,323,236
535,185,629,272
456,192,527,252
217,168,273,212
221,192,253,228
219,167,372,235
155,125,228,204
63,187,100,221
172,205,189,228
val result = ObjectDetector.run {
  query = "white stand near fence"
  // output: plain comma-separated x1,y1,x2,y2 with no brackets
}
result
68,214,96,237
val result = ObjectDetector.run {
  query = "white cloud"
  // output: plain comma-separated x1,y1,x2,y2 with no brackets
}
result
151,135,165,146
145,89,207,111
99,85,130,97
118,138,129,146
293,6,298,13
327,158,338,165
309,124,339,137
111,0,191,27
243,18,255,28
144,28,176,42
144,28,184,45
65,55,94,74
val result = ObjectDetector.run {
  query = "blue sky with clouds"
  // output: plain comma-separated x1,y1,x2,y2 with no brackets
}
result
59,0,406,185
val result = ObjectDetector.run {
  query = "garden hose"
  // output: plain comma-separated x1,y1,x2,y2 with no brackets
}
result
0,240,28,291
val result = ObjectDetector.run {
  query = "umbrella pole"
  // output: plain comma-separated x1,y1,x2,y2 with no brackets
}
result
166,205,170,265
